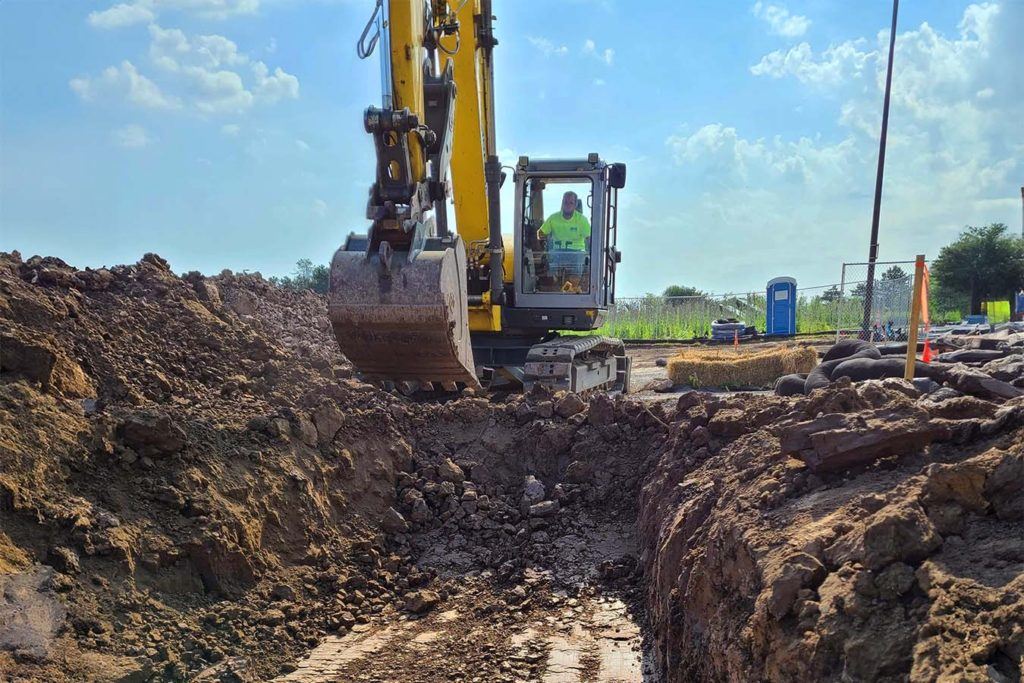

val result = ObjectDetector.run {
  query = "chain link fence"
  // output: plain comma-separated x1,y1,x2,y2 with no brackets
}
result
834,261,916,342
600,261,926,341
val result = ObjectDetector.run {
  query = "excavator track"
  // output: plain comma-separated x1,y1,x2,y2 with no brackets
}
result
522,335,631,394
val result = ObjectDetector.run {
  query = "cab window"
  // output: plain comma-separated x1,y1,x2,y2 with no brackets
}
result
521,178,593,295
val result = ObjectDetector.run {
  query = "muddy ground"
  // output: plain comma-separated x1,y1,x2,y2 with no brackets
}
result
1,252,1021,682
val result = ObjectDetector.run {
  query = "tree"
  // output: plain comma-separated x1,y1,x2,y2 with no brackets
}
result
662,284,704,299
931,223,1024,314
881,265,907,281
271,259,330,294
819,285,841,303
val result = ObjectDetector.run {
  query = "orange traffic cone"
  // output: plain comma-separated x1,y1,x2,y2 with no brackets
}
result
733,329,739,349
922,338,932,363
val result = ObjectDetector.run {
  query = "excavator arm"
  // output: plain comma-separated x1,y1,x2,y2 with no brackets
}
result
328,0,504,389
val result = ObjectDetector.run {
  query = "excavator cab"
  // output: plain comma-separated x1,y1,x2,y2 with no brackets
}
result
510,155,625,329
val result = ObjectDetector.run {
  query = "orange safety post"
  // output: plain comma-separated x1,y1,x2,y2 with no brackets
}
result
904,254,926,380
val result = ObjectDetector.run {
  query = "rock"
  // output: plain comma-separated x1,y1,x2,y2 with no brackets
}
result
564,461,593,484
381,507,409,534
762,553,826,620
646,378,675,393
528,500,559,518
879,377,920,398
193,280,221,307
655,358,668,367
689,425,710,447
923,462,988,513
874,562,915,599
270,584,296,601
0,329,94,398
862,503,942,570
554,393,586,418
437,458,465,484
676,391,703,411
707,408,746,437
409,498,432,524
911,377,941,395
404,590,440,615
140,253,170,271
984,450,1024,521
922,396,999,420
944,364,1024,400
265,417,291,439
515,402,536,425
118,412,187,458
521,476,545,507
223,288,257,317
312,402,345,447
780,407,951,473
535,401,554,419
294,415,318,447
981,354,1024,382
0,567,67,663
48,546,80,574
261,609,285,626
587,393,615,426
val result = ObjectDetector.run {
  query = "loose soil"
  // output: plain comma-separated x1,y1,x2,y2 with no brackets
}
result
1,251,1020,682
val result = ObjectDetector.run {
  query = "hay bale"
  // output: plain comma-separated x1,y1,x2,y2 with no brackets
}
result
667,345,818,389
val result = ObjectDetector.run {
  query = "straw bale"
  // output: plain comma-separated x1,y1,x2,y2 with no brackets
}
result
666,345,818,389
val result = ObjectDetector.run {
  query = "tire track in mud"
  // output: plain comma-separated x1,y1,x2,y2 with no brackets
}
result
277,583,655,682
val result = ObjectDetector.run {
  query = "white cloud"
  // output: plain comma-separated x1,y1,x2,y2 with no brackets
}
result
752,2,811,38
311,198,327,217
88,0,259,27
655,2,1023,289
221,123,240,135
582,38,614,65
88,2,155,29
527,36,568,57
593,78,606,86
182,65,253,113
295,139,310,151
70,60,181,110
252,61,300,103
750,40,872,85
74,24,298,116
112,124,153,148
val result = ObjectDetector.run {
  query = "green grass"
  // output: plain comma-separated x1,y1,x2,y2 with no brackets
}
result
581,292,968,341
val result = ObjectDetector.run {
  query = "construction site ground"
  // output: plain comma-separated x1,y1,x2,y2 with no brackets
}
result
2,253,1022,683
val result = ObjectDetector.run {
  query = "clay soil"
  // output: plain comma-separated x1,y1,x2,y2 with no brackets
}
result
1,251,1021,682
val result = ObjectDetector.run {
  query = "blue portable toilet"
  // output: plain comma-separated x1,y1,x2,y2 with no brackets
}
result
766,277,797,335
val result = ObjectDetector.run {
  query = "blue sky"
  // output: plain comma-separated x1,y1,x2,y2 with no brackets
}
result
1,0,1021,296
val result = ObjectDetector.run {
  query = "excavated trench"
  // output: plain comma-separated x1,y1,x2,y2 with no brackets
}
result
2,252,1022,683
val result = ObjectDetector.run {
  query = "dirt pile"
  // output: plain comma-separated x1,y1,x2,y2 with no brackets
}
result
3,249,1021,682
0,252,422,680
639,380,1023,682
0,252,661,681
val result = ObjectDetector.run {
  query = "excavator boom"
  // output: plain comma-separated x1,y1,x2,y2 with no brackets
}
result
328,0,499,389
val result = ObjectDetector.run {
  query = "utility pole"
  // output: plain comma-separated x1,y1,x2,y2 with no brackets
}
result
861,0,899,338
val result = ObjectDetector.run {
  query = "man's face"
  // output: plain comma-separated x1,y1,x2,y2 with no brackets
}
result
561,193,576,217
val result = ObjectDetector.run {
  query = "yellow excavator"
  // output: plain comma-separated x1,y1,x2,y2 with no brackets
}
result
328,0,630,393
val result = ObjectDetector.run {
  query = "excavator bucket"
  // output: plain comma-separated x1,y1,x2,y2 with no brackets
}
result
327,236,480,389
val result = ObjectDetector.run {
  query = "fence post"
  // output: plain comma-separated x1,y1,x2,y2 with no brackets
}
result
904,254,926,380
